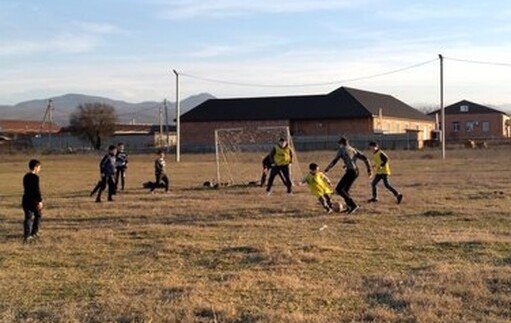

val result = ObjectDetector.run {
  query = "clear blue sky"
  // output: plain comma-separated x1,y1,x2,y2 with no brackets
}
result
1,0,511,106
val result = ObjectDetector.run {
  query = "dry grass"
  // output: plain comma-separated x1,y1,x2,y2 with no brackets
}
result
0,148,510,322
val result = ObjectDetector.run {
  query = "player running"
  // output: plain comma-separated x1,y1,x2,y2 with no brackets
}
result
301,163,336,213
90,145,117,202
324,137,371,214
368,141,403,204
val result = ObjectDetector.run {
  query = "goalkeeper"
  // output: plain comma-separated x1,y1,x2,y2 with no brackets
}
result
266,138,293,195
260,154,286,187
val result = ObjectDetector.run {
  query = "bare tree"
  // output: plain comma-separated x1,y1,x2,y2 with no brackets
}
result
69,103,118,150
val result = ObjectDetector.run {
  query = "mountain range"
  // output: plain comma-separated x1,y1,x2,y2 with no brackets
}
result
0,93,215,126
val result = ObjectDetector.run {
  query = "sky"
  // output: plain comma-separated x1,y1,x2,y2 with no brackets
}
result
1,0,511,107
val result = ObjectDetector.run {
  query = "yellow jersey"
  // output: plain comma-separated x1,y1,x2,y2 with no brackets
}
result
373,150,391,175
273,145,292,166
303,172,333,197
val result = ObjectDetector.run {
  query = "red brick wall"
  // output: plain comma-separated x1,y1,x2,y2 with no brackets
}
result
181,120,290,145
443,113,508,140
291,118,373,136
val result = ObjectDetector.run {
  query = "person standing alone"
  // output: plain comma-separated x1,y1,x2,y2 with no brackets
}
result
115,142,128,191
325,137,371,214
22,159,43,243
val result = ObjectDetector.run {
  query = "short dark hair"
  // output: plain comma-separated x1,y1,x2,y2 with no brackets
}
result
28,159,40,170
338,137,348,145
369,141,378,147
279,137,286,142
108,145,116,150
117,142,124,146
157,149,164,155
309,163,319,171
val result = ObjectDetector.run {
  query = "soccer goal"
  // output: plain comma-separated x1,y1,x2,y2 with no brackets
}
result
214,126,302,186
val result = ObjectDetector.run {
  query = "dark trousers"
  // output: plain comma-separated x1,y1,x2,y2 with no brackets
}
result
150,173,169,192
260,167,285,187
23,208,41,238
371,174,399,199
335,169,359,209
115,167,126,190
95,175,116,201
266,165,292,193
318,194,333,211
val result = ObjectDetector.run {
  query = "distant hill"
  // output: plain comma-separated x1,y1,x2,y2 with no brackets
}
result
0,93,215,126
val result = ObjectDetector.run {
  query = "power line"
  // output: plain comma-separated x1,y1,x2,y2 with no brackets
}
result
116,103,162,117
178,58,439,88
444,56,511,67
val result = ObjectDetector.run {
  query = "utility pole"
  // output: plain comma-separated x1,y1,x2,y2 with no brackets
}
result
173,69,181,162
159,103,164,147
40,99,54,150
164,98,170,152
439,54,445,160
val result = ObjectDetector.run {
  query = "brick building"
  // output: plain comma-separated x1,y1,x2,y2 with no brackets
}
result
429,100,511,141
181,87,435,148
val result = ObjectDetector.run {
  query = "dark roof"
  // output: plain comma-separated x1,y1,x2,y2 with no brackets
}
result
429,100,508,116
0,119,60,135
181,86,432,122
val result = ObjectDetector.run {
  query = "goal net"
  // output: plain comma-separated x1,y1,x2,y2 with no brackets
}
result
214,126,302,186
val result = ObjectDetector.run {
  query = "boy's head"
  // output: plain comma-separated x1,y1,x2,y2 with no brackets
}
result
157,149,165,158
28,159,41,173
278,138,288,148
309,163,319,173
108,145,117,155
369,141,379,152
117,142,124,151
338,136,348,147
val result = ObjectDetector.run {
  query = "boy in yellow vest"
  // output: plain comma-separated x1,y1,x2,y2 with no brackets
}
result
301,163,335,213
368,142,403,204
266,138,293,195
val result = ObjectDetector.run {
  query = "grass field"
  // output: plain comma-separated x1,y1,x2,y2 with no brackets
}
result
0,148,510,322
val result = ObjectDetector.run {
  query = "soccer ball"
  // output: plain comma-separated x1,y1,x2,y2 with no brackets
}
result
331,201,343,213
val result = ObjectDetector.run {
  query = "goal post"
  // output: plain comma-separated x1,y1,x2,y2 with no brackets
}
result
214,126,302,186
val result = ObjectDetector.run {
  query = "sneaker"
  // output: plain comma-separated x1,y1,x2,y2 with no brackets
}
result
287,192,294,196
23,236,34,244
108,198,114,202
31,233,41,239
95,198,102,203
397,194,403,204
326,208,333,214
347,205,360,214
266,191,272,196
367,198,378,203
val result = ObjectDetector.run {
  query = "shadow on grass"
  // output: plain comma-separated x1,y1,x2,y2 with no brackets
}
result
363,276,411,317
419,210,455,217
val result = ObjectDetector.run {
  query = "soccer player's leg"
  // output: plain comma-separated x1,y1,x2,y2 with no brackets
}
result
382,175,403,203
369,174,383,202
266,167,279,194
281,165,292,193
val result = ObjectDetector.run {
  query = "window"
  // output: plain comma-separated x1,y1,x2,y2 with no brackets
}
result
466,121,476,132
460,105,469,112
482,121,490,132
452,122,460,132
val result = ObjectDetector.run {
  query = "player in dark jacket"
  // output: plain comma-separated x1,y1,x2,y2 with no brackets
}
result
325,137,372,214
115,142,128,191
90,145,117,202
22,159,43,242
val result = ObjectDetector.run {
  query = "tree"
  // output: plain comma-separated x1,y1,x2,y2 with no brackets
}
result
69,103,118,150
